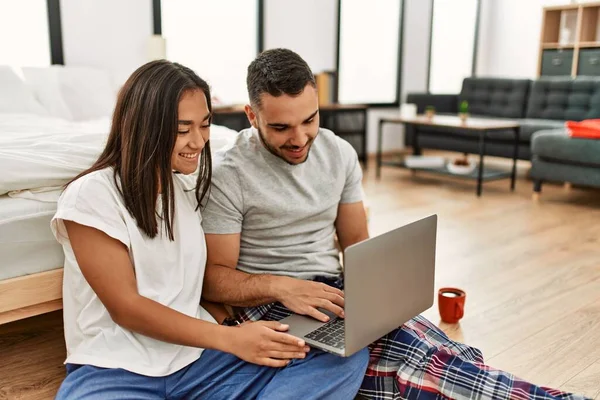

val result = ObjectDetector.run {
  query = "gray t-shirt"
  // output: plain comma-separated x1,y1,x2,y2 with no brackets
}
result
202,127,363,279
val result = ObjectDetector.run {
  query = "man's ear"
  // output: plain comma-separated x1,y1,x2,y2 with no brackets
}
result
244,104,258,129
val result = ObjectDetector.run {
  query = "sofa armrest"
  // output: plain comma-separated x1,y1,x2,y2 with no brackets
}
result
405,93,458,114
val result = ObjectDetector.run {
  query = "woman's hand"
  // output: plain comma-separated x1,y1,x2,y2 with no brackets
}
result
225,321,310,367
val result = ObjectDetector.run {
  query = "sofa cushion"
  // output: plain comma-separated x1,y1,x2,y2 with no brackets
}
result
530,156,600,188
458,78,531,119
405,93,458,114
531,129,600,167
518,119,565,141
526,78,600,121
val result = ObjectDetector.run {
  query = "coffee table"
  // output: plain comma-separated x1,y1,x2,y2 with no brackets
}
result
376,115,520,196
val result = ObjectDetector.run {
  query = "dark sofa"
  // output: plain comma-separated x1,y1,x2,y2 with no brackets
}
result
405,77,600,160
530,129,600,194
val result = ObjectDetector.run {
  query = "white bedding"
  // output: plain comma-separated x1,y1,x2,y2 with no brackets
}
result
0,193,63,280
0,113,238,280
0,114,110,195
0,113,237,196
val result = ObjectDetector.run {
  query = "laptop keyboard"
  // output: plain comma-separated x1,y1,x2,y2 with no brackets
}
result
304,318,345,349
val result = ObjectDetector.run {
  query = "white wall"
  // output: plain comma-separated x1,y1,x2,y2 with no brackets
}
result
429,0,478,94
264,0,337,73
61,0,152,85
59,0,429,152
367,0,432,154
474,0,493,77
0,0,51,67
476,0,568,78
263,0,430,153
162,0,258,105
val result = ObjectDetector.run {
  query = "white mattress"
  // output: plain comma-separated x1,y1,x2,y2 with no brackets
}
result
0,113,239,195
0,113,240,281
0,194,63,280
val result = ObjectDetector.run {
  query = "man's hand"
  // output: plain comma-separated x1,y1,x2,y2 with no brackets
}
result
273,276,345,322
225,321,309,367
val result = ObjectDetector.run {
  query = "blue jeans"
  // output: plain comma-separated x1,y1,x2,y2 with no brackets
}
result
55,348,369,399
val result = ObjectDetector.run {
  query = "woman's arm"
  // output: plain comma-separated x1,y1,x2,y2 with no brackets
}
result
64,220,308,367
200,299,232,324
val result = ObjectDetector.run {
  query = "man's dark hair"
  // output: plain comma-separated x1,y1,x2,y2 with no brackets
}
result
247,48,316,107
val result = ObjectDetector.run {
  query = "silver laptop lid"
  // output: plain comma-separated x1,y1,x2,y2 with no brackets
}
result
343,214,437,356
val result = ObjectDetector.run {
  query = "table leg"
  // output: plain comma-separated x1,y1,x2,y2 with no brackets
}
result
412,124,421,156
411,124,419,176
376,119,384,179
511,127,519,191
477,131,487,197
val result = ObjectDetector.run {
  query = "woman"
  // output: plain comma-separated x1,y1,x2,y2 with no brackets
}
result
51,60,367,399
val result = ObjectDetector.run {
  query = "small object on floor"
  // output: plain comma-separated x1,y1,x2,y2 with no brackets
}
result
438,287,466,324
404,155,445,168
447,157,476,175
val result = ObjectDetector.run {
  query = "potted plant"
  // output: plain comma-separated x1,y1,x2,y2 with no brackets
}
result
425,105,436,119
459,100,469,122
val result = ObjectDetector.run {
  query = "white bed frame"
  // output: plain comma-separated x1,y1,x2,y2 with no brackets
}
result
0,268,63,325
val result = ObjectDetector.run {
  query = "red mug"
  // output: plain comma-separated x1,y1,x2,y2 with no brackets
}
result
438,288,466,324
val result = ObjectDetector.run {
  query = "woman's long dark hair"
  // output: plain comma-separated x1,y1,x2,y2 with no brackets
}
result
68,60,212,241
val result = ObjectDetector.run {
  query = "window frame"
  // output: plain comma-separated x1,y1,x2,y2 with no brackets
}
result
153,0,264,105
153,0,264,56
0,0,63,65
47,0,64,64
335,0,405,108
426,0,481,93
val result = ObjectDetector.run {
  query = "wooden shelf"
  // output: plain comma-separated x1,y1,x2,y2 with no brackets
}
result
581,6,600,42
538,3,600,77
544,4,580,12
542,42,576,49
581,2,600,9
579,41,600,48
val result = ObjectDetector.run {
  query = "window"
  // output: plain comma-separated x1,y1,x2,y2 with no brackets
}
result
161,0,260,105
337,0,403,105
428,0,479,94
0,0,52,67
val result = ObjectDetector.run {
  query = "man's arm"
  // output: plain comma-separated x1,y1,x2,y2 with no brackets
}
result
203,233,345,322
335,201,369,252
203,233,280,307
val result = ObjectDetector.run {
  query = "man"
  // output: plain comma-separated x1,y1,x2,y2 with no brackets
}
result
202,48,588,400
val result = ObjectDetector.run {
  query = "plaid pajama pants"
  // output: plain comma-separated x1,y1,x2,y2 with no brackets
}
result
222,277,590,400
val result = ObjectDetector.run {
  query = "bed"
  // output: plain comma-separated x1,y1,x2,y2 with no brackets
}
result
0,108,110,324
0,119,237,325
0,193,64,324
0,65,239,324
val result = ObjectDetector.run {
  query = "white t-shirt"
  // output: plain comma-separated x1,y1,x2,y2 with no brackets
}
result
51,168,216,377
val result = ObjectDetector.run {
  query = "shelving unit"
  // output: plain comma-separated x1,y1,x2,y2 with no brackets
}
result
538,2,600,77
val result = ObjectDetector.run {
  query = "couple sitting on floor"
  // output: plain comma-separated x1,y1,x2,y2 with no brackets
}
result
51,48,589,399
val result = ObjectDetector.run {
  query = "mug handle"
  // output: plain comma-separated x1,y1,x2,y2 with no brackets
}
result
455,302,464,319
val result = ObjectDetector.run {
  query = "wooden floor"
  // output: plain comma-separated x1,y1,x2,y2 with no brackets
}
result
1,155,599,399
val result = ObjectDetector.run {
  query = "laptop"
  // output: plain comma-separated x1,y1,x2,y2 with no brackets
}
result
279,214,437,357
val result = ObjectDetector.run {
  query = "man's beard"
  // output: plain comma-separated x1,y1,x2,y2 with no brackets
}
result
256,126,313,165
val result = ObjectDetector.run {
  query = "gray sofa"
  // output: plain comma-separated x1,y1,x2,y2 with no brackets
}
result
531,130,600,193
527,78,600,192
405,77,598,160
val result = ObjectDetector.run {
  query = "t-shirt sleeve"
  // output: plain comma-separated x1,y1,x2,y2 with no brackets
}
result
51,175,130,248
201,161,244,234
339,138,364,204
